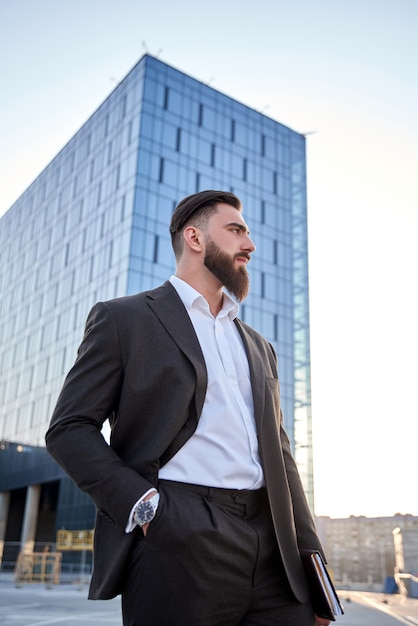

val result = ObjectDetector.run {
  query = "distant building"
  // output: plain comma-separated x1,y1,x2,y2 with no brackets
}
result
393,527,418,598
317,514,418,588
0,54,314,566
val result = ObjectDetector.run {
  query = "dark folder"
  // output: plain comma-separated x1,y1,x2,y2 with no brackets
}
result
300,549,344,621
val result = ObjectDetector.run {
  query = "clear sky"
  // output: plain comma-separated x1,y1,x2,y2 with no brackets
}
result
1,0,417,519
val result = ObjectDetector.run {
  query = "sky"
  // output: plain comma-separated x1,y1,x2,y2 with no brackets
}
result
1,0,417,519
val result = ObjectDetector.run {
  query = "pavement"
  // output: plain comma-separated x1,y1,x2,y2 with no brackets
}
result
1,576,418,625
0,581,122,625
337,590,418,625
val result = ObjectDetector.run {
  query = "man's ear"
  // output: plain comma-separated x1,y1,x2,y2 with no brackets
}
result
183,226,203,252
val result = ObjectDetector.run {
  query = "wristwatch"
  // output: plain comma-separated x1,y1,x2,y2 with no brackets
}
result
133,492,160,527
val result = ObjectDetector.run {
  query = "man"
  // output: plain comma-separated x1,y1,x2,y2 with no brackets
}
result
46,190,330,625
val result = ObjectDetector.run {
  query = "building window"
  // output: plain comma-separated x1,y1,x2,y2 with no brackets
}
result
115,164,121,189
198,103,203,126
54,166,61,187
231,119,236,142
261,134,266,156
121,94,127,118
97,182,102,206
164,86,169,110
81,228,87,253
159,158,164,183
211,143,216,167
70,270,75,295
243,158,247,181
89,256,94,281
100,213,106,238
273,171,278,195
261,200,265,224
176,128,181,152
64,243,70,267
153,235,159,263
57,191,63,213
61,348,67,375
120,194,126,221
127,120,133,145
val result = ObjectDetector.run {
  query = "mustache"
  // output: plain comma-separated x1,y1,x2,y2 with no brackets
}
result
235,252,251,262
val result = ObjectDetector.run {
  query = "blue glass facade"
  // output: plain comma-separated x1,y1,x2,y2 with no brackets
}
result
0,55,313,508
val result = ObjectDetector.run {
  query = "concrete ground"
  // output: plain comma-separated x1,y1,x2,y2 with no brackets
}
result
339,590,418,625
0,580,122,625
1,577,418,625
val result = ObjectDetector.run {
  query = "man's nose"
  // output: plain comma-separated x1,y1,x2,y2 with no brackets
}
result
243,235,256,253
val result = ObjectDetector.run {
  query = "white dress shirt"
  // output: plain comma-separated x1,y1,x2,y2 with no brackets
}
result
159,275,264,489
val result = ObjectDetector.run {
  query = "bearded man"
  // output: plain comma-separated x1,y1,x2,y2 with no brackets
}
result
46,190,329,626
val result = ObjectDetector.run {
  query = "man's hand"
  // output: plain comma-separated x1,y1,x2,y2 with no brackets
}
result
315,615,331,626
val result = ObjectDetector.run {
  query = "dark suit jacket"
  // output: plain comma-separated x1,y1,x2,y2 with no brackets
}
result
46,281,324,600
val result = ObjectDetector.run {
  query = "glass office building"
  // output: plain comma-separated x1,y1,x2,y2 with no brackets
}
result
0,54,314,509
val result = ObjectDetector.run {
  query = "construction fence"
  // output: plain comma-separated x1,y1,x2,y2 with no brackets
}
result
1,533,94,584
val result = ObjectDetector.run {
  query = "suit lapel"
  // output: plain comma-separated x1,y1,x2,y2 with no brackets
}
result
146,283,265,432
145,282,208,420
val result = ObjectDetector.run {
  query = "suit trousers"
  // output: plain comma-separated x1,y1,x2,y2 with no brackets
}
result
121,480,316,626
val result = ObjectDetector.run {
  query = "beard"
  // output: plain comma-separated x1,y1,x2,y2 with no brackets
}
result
204,237,250,302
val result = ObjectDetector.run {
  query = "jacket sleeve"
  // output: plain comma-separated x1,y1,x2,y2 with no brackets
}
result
278,411,326,559
45,302,153,531
264,340,327,560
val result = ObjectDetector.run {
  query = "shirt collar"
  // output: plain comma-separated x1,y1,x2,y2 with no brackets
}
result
169,275,239,320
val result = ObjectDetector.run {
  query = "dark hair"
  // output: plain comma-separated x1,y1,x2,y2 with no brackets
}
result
169,190,241,258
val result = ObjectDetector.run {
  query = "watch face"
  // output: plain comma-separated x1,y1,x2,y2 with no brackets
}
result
136,500,155,525
142,502,155,523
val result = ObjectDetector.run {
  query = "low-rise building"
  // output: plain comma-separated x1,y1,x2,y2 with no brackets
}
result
317,514,418,588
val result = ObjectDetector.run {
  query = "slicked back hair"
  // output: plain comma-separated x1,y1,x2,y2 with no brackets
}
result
169,190,242,259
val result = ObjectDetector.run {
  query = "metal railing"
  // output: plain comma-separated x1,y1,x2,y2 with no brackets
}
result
0,541,92,584
15,550,62,584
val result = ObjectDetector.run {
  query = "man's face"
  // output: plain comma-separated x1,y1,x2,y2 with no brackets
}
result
203,204,255,301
